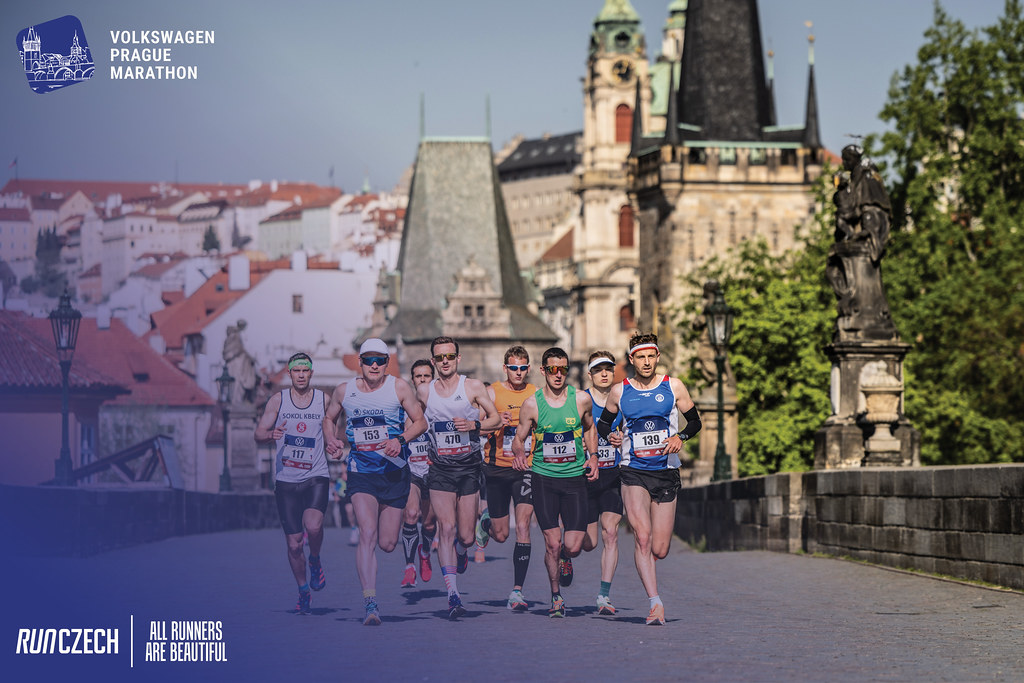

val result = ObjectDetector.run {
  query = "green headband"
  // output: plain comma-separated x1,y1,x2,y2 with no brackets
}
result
288,358,312,370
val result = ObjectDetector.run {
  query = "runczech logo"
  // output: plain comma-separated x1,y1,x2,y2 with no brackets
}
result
655,394,665,402
644,420,656,430
296,422,307,433
363,417,374,426
16,15,94,94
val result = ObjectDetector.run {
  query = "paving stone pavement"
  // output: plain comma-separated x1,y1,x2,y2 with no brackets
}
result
5,525,1023,682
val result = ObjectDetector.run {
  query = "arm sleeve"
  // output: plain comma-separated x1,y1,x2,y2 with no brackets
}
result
678,405,702,441
596,404,619,439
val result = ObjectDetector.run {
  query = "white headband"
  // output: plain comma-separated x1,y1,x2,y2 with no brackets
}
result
629,343,659,356
588,357,615,371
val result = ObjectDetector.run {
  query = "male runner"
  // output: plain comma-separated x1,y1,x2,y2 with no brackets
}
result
581,351,624,616
416,336,501,619
596,332,702,625
479,345,537,611
512,347,598,618
254,352,329,615
399,359,438,587
323,338,427,625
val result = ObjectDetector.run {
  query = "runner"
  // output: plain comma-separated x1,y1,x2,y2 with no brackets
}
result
596,332,702,625
323,338,427,625
581,351,624,616
478,345,537,611
512,347,598,618
399,359,438,588
416,336,501,620
254,352,330,615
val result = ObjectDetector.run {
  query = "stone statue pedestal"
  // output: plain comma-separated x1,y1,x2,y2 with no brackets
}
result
228,405,261,491
814,341,920,469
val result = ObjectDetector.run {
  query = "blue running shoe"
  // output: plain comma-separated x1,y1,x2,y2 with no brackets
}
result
475,510,490,548
295,590,312,615
363,601,381,626
309,556,326,591
448,593,466,620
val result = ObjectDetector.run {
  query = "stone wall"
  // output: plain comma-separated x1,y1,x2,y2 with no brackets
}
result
675,465,1024,590
1,484,279,557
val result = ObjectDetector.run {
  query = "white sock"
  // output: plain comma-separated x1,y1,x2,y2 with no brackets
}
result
649,595,663,609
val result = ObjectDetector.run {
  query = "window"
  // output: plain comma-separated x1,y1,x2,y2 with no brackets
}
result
615,104,632,144
618,204,634,247
476,305,485,317
292,294,303,313
463,305,472,317
720,148,737,165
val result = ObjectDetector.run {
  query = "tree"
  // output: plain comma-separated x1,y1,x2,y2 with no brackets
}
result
21,227,67,297
677,176,836,476
202,225,221,253
871,0,1024,465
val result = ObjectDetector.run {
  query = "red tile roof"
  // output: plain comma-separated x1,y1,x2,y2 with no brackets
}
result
540,228,573,262
1,312,213,406
0,207,31,221
80,263,102,278
2,179,250,203
0,312,124,394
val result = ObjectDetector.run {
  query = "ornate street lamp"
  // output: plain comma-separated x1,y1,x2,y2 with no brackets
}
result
49,289,82,486
215,365,235,492
704,284,735,482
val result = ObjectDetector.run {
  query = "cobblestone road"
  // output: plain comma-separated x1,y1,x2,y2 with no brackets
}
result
6,526,1023,681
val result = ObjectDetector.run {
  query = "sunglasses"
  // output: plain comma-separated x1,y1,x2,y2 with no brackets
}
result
433,352,457,362
544,365,569,376
360,355,389,367
506,364,529,372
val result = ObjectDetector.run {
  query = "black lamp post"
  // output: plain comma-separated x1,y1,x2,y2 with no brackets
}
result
49,289,82,486
705,285,735,482
215,365,234,492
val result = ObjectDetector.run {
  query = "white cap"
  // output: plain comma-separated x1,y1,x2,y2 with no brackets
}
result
359,338,389,355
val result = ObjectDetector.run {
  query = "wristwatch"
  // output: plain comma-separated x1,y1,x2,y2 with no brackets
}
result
474,420,482,432
396,435,407,446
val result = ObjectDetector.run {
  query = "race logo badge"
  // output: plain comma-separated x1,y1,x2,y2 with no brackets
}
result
16,15,95,94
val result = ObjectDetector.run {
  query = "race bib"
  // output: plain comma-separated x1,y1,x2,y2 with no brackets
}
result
631,417,669,458
434,420,471,457
283,433,315,469
351,415,389,452
501,425,517,459
597,434,616,468
541,430,577,464
408,437,431,464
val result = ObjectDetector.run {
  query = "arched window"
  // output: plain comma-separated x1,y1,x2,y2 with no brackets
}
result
615,104,632,144
618,204,634,247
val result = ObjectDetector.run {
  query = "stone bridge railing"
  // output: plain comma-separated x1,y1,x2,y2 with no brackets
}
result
675,465,1023,590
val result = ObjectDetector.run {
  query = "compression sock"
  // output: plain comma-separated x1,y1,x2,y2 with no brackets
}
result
441,565,459,596
420,525,436,553
401,523,420,565
513,542,531,588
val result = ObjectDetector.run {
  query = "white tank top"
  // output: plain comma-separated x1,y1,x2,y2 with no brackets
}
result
273,388,329,482
424,375,482,467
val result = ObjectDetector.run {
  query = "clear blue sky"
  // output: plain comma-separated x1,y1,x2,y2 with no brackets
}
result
1,1,1009,193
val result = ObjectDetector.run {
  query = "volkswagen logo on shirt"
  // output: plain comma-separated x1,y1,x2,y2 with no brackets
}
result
294,436,306,447
363,417,374,426
645,420,656,430
554,433,564,442
446,421,455,432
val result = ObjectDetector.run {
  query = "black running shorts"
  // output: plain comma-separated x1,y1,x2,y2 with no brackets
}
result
483,463,533,519
274,476,330,535
532,472,588,532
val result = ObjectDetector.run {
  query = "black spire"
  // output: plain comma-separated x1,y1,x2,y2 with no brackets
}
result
802,38,822,149
629,76,644,157
678,0,772,140
766,49,777,127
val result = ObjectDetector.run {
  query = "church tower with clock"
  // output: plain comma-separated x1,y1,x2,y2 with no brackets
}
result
571,0,651,368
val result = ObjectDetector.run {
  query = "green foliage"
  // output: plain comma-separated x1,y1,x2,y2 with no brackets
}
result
872,0,1024,465
23,227,67,297
202,225,221,253
679,176,836,476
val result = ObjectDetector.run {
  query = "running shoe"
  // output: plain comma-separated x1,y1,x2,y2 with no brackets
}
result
558,554,574,587
456,547,469,574
548,594,565,618
474,545,486,563
596,594,616,616
447,593,466,620
475,509,490,548
363,601,381,626
308,556,326,591
646,603,666,626
295,590,312,615
401,566,417,588
507,589,528,612
418,547,432,583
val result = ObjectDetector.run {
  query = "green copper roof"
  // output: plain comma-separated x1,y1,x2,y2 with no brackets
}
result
666,0,687,28
595,0,640,25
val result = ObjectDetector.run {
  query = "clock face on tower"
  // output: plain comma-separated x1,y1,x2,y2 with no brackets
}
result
611,58,633,84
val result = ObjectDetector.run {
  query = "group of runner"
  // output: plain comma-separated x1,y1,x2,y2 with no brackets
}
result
254,332,702,626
